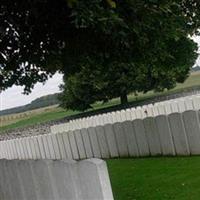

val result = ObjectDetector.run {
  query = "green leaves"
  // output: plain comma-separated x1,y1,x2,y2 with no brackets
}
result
0,0,199,110
106,0,116,8
67,0,116,8
67,0,77,7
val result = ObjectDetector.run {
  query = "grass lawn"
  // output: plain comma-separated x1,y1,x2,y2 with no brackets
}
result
107,157,200,200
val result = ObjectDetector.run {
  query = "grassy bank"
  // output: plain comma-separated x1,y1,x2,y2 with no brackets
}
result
107,157,200,200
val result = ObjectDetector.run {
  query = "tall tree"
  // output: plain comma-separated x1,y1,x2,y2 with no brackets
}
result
0,0,200,110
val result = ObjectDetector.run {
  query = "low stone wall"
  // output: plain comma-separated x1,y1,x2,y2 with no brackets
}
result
0,158,113,200
0,123,51,141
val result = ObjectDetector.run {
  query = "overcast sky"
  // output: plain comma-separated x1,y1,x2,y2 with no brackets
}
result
1,36,200,110
0,73,63,110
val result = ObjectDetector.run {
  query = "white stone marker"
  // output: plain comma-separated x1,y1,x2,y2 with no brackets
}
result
143,117,162,156
102,113,108,125
120,110,127,122
170,102,179,112
184,98,194,110
0,143,2,158
30,160,56,199
6,140,12,159
32,137,42,159
182,110,200,154
2,141,9,159
77,159,114,200
68,131,80,160
155,115,175,155
47,159,79,200
61,132,73,159
17,138,25,159
108,113,114,123
12,139,19,158
116,111,122,122
50,134,61,159
88,127,101,158
0,160,10,199
16,160,38,199
113,122,129,157
42,135,51,159
46,134,57,159
22,138,30,159
37,135,46,159
20,138,29,159
122,121,139,157
103,124,119,158
3,141,9,158
4,160,25,199
152,105,159,116
2,142,7,159
55,133,67,159
13,139,21,159
111,111,118,123
130,108,137,120
74,129,87,159
125,109,132,120
132,119,150,156
168,113,190,155
146,106,154,117
178,100,186,112
81,128,93,158
135,108,143,119
193,96,200,110
29,137,38,159
157,104,166,115
165,103,172,114
0,159,114,200
0,142,5,158
95,126,110,158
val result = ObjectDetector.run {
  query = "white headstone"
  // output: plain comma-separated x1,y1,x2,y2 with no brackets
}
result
95,126,110,158
113,123,129,157
132,119,150,156
87,127,101,158
168,113,190,155
155,115,175,155
143,117,162,156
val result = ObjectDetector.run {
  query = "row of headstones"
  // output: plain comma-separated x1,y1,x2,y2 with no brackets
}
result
1,110,200,160
0,158,113,200
0,112,32,122
0,105,59,122
154,94,200,106
153,89,200,101
51,94,200,134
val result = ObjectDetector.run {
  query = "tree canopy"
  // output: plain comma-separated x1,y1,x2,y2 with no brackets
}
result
0,0,200,110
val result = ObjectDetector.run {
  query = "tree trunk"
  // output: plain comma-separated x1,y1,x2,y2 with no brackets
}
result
120,92,128,105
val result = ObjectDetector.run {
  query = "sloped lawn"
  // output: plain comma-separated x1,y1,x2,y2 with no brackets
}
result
107,157,200,200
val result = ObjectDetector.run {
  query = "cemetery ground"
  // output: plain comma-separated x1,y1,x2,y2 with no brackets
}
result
0,72,199,199
0,71,199,132
107,157,200,200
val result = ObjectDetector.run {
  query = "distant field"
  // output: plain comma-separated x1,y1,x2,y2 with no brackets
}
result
0,105,60,126
0,72,199,132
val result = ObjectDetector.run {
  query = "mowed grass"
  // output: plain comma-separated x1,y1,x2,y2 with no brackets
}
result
0,72,199,132
107,157,200,200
